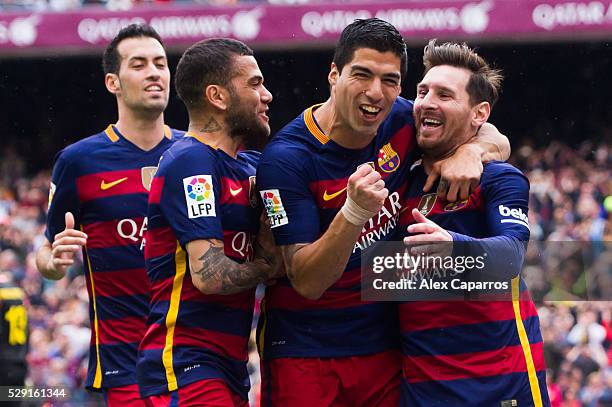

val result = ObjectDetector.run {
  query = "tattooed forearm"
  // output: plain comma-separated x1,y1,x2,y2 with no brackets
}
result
192,246,269,295
200,117,223,133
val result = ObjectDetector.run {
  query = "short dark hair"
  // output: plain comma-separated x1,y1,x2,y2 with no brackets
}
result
175,38,253,110
333,18,407,77
422,39,503,107
102,24,164,75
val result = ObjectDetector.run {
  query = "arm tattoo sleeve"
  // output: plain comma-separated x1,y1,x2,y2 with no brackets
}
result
192,244,269,295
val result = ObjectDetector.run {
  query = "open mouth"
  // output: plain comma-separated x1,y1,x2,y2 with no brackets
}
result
359,104,382,120
145,84,163,92
420,117,443,129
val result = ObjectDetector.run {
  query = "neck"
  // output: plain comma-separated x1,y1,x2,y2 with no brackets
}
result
115,106,166,151
421,130,478,174
188,113,241,158
314,98,374,150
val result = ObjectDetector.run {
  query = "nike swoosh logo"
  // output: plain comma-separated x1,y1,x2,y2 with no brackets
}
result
230,187,243,196
323,186,347,201
100,177,128,190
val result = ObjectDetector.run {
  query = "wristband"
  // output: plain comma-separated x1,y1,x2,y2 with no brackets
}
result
341,194,378,226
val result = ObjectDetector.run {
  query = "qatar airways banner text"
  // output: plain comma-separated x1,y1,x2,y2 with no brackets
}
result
0,0,611,52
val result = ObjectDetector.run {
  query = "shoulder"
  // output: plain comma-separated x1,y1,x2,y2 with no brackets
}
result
158,138,218,175
54,132,108,167
481,161,529,189
238,150,261,166
168,128,185,141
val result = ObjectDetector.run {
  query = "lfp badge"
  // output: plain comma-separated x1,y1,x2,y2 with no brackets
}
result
377,143,400,173
183,175,216,219
260,189,288,228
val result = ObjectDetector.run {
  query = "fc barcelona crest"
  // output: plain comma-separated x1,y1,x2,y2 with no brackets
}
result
417,193,437,216
141,166,158,191
248,176,258,208
377,143,400,173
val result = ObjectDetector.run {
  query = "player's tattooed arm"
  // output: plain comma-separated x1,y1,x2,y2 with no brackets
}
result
187,238,271,295
473,122,510,162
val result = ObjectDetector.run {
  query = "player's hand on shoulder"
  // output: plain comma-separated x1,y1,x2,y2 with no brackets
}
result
424,143,483,202
50,212,87,275
347,164,388,214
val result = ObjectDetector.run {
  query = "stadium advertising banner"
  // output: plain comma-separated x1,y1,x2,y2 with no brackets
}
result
0,0,611,53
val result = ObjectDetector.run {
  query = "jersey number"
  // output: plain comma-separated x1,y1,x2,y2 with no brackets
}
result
4,305,27,345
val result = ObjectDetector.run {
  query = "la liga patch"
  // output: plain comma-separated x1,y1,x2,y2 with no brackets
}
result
260,189,288,228
183,175,216,219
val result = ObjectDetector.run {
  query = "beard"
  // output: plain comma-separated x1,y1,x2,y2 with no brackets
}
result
225,89,270,151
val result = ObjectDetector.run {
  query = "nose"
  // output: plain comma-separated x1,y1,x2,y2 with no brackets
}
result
364,77,383,102
261,85,273,104
145,62,161,80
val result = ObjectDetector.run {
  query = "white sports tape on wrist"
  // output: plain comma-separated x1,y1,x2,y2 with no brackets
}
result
341,195,378,226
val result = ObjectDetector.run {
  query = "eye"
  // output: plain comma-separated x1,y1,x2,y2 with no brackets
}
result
384,78,399,86
417,89,427,97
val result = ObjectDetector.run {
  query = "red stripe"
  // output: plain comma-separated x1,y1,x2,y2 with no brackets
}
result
76,169,146,202
98,316,147,345
93,267,150,298
83,217,145,249
223,230,254,262
149,274,254,311
173,325,247,361
310,177,349,209
149,176,164,205
403,342,545,382
145,226,176,260
266,283,367,311
139,323,165,351
219,177,250,206
399,293,537,332
400,186,483,227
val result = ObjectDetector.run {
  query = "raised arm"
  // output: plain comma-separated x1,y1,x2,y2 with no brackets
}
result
278,165,387,300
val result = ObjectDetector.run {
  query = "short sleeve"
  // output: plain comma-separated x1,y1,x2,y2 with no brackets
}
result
257,142,320,245
159,147,224,247
45,150,81,243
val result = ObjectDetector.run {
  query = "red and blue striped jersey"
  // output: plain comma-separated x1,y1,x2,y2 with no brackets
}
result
45,125,182,390
256,97,419,359
137,134,260,400
398,161,550,407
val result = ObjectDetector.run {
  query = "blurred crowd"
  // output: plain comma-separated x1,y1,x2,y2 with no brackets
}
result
0,139,610,406
0,0,313,13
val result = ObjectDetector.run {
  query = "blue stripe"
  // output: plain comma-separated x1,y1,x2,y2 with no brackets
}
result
401,316,543,356
81,194,147,223
88,246,144,271
85,342,139,389
147,300,252,338
96,294,149,320
400,370,550,407
262,303,398,358
137,348,249,399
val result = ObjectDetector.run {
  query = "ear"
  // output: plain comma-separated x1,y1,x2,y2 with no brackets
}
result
105,73,120,95
471,101,491,127
328,62,339,87
204,84,230,111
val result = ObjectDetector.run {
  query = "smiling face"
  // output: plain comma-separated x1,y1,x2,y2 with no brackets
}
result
414,65,481,158
225,55,273,149
329,47,402,141
112,36,170,115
